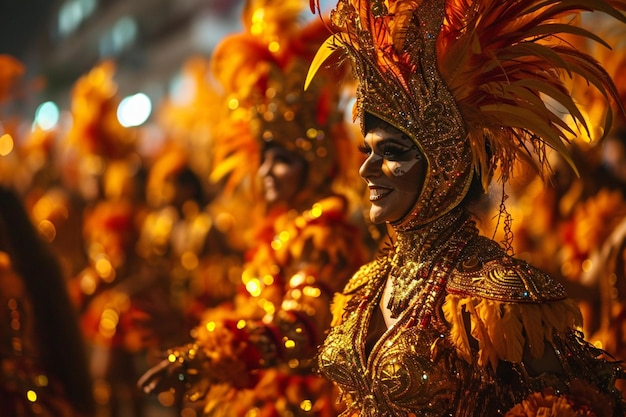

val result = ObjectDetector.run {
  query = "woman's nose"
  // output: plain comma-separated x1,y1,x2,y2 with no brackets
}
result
258,156,273,177
359,152,381,180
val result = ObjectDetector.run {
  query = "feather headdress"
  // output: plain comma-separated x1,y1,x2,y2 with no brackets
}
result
561,10,626,139
307,0,626,227
65,61,136,160
209,0,354,199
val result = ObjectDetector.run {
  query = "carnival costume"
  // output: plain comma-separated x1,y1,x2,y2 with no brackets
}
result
138,1,368,416
307,0,626,415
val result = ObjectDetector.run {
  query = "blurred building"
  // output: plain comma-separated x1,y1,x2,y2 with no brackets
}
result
1,0,339,128
2,0,245,118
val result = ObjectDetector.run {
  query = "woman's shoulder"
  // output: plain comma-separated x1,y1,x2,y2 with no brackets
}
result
446,235,567,303
329,256,390,327
343,256,389,295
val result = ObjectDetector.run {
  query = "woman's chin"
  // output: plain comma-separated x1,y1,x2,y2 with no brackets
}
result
263,189,279,205
368,206,390,225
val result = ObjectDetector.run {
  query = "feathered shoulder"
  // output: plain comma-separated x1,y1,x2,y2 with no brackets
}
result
443,236,583,368
329,256,390,327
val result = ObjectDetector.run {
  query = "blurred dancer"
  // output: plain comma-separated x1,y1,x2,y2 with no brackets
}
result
64,61,185,417
0,54,94,417
136,59,248,325
138,0,370,416
0,185,95,417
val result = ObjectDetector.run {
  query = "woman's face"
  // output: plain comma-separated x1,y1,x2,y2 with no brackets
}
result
359,123,426,224
258,145,307,205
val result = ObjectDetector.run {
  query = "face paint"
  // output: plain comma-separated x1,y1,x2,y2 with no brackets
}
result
385,151,422,177
359,126,426,224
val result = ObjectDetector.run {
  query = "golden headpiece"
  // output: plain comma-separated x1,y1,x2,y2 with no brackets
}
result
65,61,136,160
210,0,354,199
308,0,626,227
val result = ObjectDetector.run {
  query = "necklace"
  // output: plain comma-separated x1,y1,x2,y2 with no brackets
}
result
386,207,478,327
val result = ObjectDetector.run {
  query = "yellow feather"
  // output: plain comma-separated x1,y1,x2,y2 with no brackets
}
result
481,105,577,168
501,304,525,362
388,1,419,52
442,295,473,363
330,292,351,327
521,304,547,358
475,299,507,358
526,23,614,50
305,34,341,91
463,299,498,369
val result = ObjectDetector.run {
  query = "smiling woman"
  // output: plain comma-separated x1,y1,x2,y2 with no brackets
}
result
307,0,626,415
358,115,425,224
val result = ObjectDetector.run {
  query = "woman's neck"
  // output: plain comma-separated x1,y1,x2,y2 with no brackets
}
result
391,206,469,256
382,206,477,325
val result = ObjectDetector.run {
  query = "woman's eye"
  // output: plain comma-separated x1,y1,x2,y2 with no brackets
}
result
359,142,412,159
274,156,291,164
357,143,372,156
381,145,409,159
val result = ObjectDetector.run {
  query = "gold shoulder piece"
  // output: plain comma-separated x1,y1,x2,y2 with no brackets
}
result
447,250,567,303
330,257,389,327
343,256,390,295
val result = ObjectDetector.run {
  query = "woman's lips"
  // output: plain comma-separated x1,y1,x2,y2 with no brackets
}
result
368,186,392,201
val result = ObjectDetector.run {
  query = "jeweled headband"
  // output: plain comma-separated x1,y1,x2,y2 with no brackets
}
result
308,0,626,228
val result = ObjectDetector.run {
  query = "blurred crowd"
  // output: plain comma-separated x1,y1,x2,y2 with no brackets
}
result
2,1,626,417
0,55,258,417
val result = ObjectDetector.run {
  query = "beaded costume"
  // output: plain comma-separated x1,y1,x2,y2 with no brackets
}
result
321,206,625,416
306,0,626,415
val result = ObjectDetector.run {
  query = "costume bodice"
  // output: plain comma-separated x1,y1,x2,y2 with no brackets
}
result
319,208,626,416
319,260,464,416
320,209,480,416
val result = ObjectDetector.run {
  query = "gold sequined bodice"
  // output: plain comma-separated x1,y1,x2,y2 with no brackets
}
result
319,259,464,417
319,209,478,416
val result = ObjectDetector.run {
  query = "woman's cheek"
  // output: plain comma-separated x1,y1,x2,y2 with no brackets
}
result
384,159,420,177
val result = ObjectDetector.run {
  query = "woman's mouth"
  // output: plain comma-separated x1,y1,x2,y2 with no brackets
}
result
369,186,392,201
263,177,276,191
